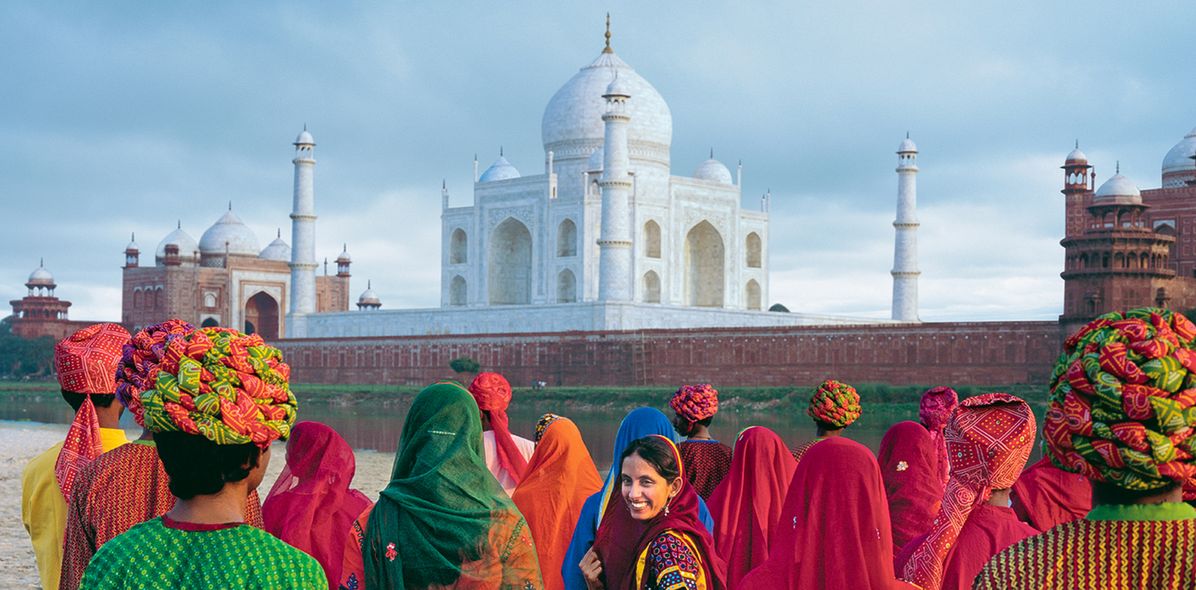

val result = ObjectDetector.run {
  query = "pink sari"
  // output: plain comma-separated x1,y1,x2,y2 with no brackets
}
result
263,421,371,589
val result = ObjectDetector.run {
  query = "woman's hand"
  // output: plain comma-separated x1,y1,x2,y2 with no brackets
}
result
579,548,605,590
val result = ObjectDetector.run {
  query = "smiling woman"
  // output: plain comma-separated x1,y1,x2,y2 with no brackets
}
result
585,435,726,590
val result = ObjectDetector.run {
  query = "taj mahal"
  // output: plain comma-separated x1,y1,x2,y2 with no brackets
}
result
107,23,924,340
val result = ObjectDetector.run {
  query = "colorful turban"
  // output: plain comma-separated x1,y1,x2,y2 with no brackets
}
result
670,383,720,425
903,393,1036,590
115,319,195,428
53,323,131,498
468,372,528,484
807,379,862,429
920,386,960,486
1045,308,1196,498
535,413,562,444
141,327,297,448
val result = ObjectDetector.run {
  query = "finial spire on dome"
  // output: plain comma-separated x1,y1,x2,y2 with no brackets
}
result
1117,160,1121,174
368,279,372,289
303,122,307,131
177,220,181,229
228,201,232,211
1075,139,1080,149
131,232,135,241
710,147,714,159
39,257,43,268
500,145,504,157
276,228,281,239
603,13,612,53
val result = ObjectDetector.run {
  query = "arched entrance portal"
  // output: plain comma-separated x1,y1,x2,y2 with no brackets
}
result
488,218,533,305
244,292,279,340
685,221,725,307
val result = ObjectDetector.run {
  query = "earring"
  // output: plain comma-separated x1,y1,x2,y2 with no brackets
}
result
664,502,670,516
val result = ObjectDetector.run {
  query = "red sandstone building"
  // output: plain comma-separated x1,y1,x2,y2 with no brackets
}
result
7,261,98,340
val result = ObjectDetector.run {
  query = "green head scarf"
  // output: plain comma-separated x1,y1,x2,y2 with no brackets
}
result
363,381,523,589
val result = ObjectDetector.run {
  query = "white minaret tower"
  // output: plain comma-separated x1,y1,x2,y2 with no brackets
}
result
289,126,318,317
597,72,634,302
891,134,921,321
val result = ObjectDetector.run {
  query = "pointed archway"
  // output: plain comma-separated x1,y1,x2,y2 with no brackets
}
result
244,292,279,340
685,221,725,307
488,218,533,305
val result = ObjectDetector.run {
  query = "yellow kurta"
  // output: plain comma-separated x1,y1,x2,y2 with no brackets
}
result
21,428,128,590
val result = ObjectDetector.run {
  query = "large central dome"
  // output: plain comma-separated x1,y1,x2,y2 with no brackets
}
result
541,49,672,160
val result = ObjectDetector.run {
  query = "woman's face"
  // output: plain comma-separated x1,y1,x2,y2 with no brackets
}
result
620,452,681,521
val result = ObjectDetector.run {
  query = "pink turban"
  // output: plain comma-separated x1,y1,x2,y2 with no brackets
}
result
670,384,720,425
468,372,528,485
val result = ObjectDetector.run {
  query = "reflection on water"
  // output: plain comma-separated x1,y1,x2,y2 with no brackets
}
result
0,391,916,473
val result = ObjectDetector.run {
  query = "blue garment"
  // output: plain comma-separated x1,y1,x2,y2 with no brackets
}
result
560,407,713,590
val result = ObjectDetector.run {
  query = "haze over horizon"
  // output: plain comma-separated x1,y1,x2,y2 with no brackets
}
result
2,2,1194,324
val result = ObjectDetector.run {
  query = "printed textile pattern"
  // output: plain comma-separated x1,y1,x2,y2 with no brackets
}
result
535,413,563,444
1045,308,1196,498
973,518,1196,589
678,440,732,500
115,319,195,427
903,393,1035,590
645,531,703,590
77,517,324,589
670,384,720,425
141,327,297,448
53,323,131,499
806,379,862,429
920,386,959,487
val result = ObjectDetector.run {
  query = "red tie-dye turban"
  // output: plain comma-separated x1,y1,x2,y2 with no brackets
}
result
670,383,720,425
1045,308,1196,499
141,327,297,448
115,319,195,428
53,323,131,498
807,379,862,429
468,372,528,484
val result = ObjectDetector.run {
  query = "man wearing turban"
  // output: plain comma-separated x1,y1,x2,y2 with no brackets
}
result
790,379,862,462
77,327,323,588
22,323,131,590
468,372,534,495
58,320,266,590
670,383,732,499
975,308,1196,589
898,393,1039,590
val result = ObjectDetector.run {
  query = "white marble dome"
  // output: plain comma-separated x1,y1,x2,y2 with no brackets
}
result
587,147,604,172
125,234,140,252
693,157,733,184
541,50,672,155
295,129,315,145
479,155,521,182
1162,127,1196,177
1094,173,1142,204
898,137,918,153
259,233,291,261
337,244,352,263
155,225,199,259
358,283,381,306
27,265,54,286
1066,147,1088,163
199,210,261,256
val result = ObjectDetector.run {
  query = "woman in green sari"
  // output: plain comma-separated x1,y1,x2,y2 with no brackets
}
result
339,381,543,590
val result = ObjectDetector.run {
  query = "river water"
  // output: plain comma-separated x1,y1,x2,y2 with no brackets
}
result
0,393,912,473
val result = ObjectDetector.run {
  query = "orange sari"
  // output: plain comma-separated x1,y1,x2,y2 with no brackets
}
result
512,417,603,590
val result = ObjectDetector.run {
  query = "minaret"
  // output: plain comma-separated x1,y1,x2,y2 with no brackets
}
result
289,126,318,316
597,71,634,302
891,134,921,321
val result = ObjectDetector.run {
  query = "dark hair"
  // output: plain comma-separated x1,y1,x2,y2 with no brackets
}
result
619,436,681,481
813,419,841,432
61,390,116,411
673,414,714,437
154,431,262,500
1092,480,1179,506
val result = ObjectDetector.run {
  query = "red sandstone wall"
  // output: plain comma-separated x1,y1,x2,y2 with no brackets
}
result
277,321,1063,388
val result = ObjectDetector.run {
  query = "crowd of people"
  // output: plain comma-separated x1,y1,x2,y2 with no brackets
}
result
18,306,1196,589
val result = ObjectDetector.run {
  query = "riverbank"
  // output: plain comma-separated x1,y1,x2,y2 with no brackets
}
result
0,421,396,588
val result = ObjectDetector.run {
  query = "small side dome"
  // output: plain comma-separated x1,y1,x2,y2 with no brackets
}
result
336,244,351,263
1065,147,1088,164
199,209,261,256
295,128,315,145
125,233,140,252
897,137,918,153
587,147,605,172
27,263,54,287
259,231,291,261
693,157,733,184
1094,173,1142,205
357,281,381,310
1162,127,1196,187
478,155,521,182
155,224,199,260
604,73,631,98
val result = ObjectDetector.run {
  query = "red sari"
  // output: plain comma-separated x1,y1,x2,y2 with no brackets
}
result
877,421,944,554
894,504,1037,590
593,435,727,590
1010,457,1092,532
263,421,371,589
707,427,797,588
739,437,915,590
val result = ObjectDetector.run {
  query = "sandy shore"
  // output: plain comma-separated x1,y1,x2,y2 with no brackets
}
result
0,421,396,589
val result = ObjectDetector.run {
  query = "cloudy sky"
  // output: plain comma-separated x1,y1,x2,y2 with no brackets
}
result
2,2,1194,323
